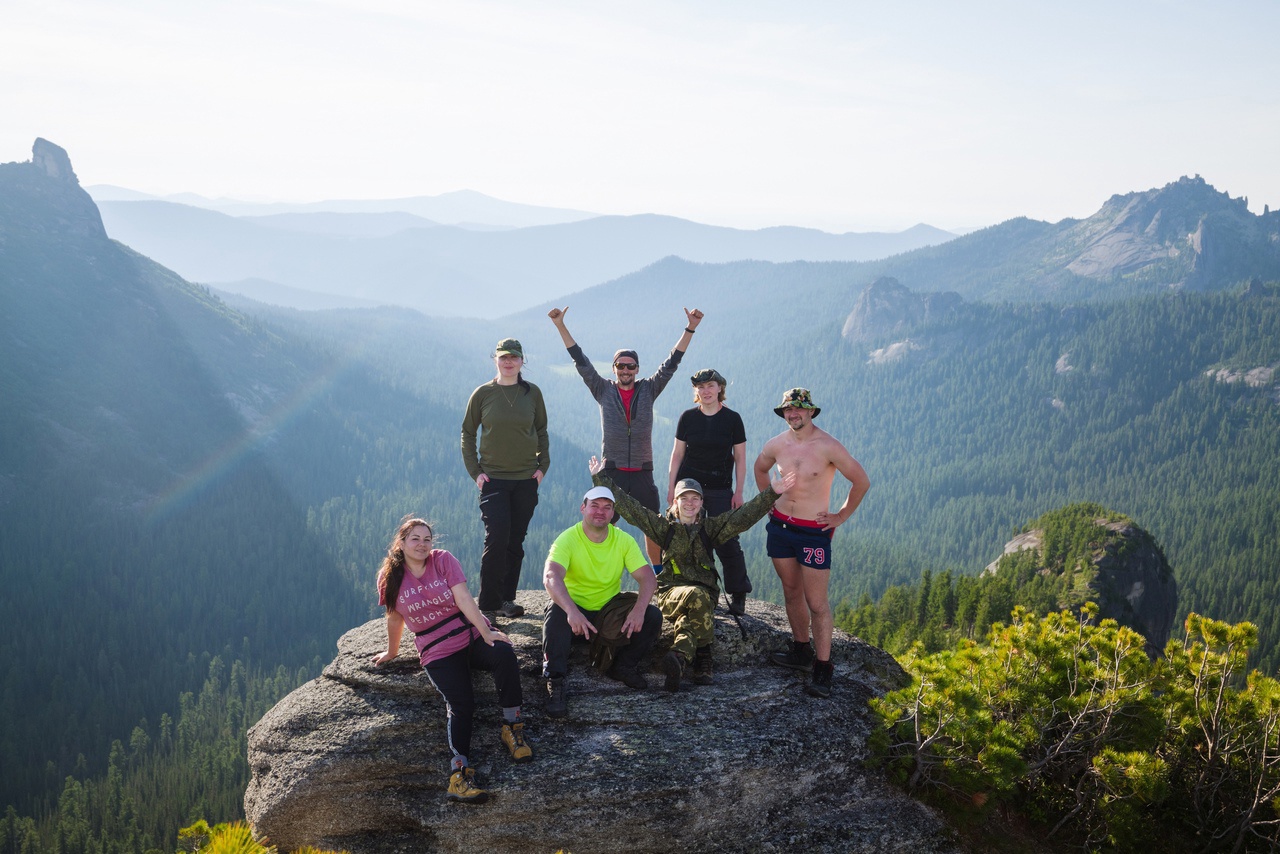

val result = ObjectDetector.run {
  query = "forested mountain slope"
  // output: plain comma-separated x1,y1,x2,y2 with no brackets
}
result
2,142,412,811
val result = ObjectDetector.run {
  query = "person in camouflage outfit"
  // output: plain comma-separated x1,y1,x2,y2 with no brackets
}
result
589,457,794,691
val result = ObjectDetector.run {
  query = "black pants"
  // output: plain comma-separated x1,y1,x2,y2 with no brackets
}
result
604,468,660,518
423,635,523,766
477,477,539,610
541,595,662,678
703,487,751,595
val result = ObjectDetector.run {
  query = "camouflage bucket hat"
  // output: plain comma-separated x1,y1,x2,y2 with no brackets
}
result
773,387,821,418
495,338,524,358
689,368,726,387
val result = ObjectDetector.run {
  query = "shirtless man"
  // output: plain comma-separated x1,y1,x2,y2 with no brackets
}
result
753,388,870,698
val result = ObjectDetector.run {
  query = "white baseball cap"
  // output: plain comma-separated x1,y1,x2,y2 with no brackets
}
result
583,485,615,503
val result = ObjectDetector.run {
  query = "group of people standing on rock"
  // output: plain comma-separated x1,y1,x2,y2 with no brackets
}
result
372,306,871,804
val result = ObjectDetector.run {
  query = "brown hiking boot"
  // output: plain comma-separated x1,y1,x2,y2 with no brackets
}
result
501,721,533,762
693,646,714,685
446,766,489,804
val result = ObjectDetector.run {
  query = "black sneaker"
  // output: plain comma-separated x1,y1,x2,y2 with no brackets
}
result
662,651,685,693
770,642,814,672
806,660,833,698
728,592,746,616
545,677,567,718
692,646,714,685
608,662,649,690
496,600,525,618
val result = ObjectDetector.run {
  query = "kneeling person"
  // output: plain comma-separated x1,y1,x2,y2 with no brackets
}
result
541,484,663,717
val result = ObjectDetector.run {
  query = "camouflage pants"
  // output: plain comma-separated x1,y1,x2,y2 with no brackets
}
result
655,584,715,660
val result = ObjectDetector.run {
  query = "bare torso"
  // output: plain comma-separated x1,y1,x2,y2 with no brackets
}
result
760,426,845,520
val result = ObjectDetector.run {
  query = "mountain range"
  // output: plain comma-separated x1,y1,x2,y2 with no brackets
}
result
6,137,1280,840
92,197,958,316
85,184,599,227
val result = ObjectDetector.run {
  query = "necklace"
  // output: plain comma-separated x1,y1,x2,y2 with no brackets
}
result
497,382,519,407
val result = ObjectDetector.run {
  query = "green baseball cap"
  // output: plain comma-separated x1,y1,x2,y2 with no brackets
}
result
495,338,524,358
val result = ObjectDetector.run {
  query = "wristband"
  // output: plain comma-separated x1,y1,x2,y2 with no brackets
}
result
685,327,695,334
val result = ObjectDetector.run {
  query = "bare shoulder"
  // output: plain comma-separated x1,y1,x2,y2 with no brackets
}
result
813,427,855,459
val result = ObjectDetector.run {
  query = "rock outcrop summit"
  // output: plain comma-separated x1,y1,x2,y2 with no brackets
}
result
246,592,961,854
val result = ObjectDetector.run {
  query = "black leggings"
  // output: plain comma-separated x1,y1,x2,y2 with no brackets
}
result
423,635,523,765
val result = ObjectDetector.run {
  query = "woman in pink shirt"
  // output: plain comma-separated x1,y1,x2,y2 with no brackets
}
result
372,516,532,803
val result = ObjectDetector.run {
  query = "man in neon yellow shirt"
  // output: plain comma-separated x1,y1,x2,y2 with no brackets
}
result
541,484,661,718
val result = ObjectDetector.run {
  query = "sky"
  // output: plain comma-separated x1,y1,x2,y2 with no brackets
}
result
3,0,1278,232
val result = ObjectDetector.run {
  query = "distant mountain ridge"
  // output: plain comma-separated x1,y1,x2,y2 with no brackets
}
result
85,185,599,228
855,175,1280,301
94,199,958,316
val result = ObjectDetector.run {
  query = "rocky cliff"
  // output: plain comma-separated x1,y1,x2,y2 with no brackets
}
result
245,593,961,854
841,276,963,344
0,138,106,241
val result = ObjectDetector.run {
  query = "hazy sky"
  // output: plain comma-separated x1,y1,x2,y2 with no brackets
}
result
4,1,1277,231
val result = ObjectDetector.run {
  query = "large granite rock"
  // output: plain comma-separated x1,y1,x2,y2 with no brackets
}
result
841,277,963,343
245,592,961,854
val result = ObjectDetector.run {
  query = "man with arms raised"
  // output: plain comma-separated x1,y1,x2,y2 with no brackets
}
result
548,304,703,564
753,388,870,698
541,483,663,718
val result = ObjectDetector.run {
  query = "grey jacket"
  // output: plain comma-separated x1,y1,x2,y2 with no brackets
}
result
567,343,684,469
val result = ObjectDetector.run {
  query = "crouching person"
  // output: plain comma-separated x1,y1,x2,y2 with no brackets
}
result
589,457,794,691
541,483,663,717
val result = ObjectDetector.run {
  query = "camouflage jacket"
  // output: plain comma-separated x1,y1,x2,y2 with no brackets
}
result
593,474,780,593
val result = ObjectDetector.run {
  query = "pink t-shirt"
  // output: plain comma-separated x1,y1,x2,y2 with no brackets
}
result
382,550,477,666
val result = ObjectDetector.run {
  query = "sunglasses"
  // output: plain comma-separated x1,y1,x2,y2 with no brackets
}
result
614,362,638,370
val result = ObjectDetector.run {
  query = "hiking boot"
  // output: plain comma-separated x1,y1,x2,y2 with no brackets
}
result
501,721,533,762
728,592,746,616
545,677,567,718
770,641,815,672
608,662,649,690
482,610,500,624
496,600,525,618
692,646,714,685
663,651,685,693
806,660,834,699
446,766,489,804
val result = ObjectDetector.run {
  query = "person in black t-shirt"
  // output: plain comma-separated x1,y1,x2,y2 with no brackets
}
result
666,368,752,615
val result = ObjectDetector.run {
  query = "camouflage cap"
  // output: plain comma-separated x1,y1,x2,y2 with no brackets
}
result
689,368,726,387
495,338,524,358
773,387,821,418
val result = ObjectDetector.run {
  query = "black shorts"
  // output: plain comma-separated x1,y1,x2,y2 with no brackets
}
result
766,519,833,570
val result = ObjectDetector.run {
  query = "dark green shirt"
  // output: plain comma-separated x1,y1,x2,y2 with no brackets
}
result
461,380,550,480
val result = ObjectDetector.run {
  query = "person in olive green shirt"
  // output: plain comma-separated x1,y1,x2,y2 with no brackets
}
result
461,338,549,619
